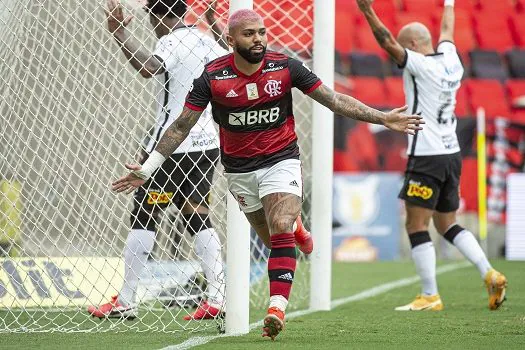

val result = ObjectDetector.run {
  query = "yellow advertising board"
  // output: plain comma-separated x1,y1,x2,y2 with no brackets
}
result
0,257,124,308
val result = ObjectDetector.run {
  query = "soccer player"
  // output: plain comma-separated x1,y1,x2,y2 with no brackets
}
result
88,0,229,321
357,0,507,311
111,8,422,339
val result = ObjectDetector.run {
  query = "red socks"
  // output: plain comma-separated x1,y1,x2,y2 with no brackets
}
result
268,233,297,299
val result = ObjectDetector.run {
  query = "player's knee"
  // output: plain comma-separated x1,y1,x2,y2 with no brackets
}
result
130,206,157,231
405,217,428,234
182,213,211,236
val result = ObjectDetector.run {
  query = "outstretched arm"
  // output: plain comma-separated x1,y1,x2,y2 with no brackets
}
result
308,84,424,134
204,0,229,50
439,0,455,43
105,0,163,78
111,107,204,193
356,0,406,65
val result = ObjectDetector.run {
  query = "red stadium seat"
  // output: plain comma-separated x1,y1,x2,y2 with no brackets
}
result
384,77,405,108
335,11,356,54
403,0,439,15
460,157,478,212
355,8,395,29
346,124,380,171
476,0,515,14
509,14,525,48
506,80,525,110
518,0,525,12
333,150,358,172
513,111,525,125
473,12,514,52
336,0,359,13
372,0,397,14
465,79,511,118
355,27,389,58
348,77,387,108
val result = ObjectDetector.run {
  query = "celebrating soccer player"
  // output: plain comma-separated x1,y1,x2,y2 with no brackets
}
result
357,0,507,311
112,8,423,339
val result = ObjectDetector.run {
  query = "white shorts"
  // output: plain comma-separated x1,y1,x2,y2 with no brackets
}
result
225,159,303,213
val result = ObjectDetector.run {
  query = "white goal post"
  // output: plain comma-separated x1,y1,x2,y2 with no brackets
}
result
0,0,333,334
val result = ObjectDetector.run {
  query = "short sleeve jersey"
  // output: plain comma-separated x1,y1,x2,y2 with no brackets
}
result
147,26,227,154
185,51,322,173
400,41,464,156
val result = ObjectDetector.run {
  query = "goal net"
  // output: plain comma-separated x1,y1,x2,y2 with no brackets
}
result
0,0,315,333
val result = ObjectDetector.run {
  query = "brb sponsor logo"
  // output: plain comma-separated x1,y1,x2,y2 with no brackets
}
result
228,107,280,126
407,180,433,200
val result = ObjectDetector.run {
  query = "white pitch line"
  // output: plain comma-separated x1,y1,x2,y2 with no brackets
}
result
161,261,470,350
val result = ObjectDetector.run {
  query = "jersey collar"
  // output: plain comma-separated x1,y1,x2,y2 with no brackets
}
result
230,54,266,79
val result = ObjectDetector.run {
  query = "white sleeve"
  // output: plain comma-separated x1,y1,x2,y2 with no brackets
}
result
436,40,457,54
400,49,427,76
153,35,179,71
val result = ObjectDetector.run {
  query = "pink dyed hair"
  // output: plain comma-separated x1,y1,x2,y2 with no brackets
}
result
227,9,264,33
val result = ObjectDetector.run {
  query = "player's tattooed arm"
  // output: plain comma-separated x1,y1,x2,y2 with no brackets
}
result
308,84,424,135
356,0,406,65
105,0,164,77
308,84,385,124
155,107,204,157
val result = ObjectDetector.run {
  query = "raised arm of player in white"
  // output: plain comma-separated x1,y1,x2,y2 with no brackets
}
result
111,107,204,193
439,0,455,43
356,0,406,66
307,84,424,135
105,0,164,78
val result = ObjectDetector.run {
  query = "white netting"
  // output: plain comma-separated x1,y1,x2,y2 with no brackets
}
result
0,0,315,333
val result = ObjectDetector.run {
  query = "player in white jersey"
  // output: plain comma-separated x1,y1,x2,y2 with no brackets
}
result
87,0,227,321
357,0,506,311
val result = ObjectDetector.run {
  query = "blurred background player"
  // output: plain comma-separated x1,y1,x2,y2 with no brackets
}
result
357,0,507,311
111,8,422,339
88,0,228,321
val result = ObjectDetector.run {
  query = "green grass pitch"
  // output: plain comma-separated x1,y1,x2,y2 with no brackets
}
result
2,260,524,349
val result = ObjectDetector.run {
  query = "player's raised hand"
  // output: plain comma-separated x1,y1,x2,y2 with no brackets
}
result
105,0,134,34
111,163,147,194
356,0,374,12
383,105,425,135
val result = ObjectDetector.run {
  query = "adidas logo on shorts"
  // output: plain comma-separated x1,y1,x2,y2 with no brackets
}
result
226,89,238,98
289,180,299,187
278,272,293,281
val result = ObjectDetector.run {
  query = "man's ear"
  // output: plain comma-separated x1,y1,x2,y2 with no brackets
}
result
226,34,234,48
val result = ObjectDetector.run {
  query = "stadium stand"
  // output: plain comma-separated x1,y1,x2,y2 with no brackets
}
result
506,50,525,78
349,52,384,77
332,0,525,182
466,79,510,117
469,50,508,81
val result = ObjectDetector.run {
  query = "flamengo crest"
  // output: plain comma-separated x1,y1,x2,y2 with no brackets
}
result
264,80,282,97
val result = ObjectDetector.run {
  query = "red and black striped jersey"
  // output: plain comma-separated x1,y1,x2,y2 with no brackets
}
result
185,50,322,173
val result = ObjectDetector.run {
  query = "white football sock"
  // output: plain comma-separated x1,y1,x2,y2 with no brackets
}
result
195,228,225,306
452,229,492,278
412,242,438,296
269,295,288,312
119,229,155,307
